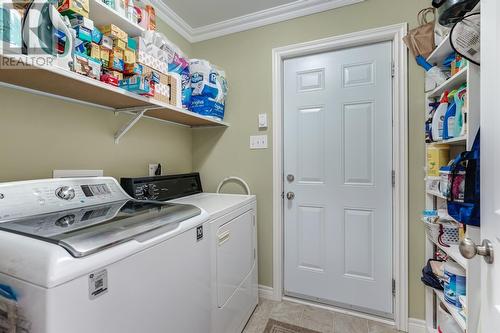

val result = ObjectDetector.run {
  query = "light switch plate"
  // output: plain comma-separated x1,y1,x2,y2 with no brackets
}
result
258,113,268,128
250,135,268,149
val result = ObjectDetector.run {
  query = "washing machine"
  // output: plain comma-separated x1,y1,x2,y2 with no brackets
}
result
121,173,258,333
0,177,211,333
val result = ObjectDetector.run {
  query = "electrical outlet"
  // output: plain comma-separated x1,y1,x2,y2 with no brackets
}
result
149,164,160,176
250,135,268,149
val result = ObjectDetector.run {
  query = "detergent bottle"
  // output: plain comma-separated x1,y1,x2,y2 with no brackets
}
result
432,91,449,141
452,84,467,138
443,89,457,140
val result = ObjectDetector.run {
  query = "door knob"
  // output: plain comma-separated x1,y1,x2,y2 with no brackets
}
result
286,192,295,200
459,238,494,264
287,174,295,182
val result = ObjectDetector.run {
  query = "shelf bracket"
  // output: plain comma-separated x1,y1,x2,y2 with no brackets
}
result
114,109,148,144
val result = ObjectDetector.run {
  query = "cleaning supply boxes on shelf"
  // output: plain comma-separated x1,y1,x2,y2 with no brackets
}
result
58,0,89,18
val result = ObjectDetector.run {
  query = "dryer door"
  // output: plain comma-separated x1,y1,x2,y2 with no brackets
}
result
216,210,255,307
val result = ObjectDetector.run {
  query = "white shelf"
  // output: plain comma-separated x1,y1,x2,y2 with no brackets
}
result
0,54,229,139
427,136,467,146
90,0,145,37
427,35,452,66
429,236,467,269
434,289,467,331
427,66,468,98
426,190,446,200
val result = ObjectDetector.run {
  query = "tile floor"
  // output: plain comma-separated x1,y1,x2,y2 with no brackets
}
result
243,299,403,333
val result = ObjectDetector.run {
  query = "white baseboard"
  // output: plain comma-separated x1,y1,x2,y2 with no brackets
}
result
408,318,427,333
258,285,274,300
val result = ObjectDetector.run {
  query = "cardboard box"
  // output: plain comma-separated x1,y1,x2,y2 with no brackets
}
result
127,37,137,51
134,37,168,74
109,70,123,81
99,24,128,42
100,73,119,86
168,74,179,106
58,0,89,18
89,43,100,59
142,65,170,103
75,26,92,42
100,47,110,67
124,63,143,76
69,15,94,30
123,48,136,64
119,75,151,94
108,48,124,72
113,38,127,51
92,27,103,44
100,35,113,50
73,53,101,80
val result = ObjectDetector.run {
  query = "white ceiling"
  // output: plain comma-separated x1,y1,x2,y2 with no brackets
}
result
153,0,365,42
162,0,298,28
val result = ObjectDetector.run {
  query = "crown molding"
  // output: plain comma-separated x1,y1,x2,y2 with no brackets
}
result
149,0,365,43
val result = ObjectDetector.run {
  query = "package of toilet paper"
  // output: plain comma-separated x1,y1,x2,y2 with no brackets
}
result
190,59,227,121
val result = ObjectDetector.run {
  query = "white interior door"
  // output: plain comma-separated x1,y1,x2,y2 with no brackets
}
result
478,1,500,330
283,41,394,316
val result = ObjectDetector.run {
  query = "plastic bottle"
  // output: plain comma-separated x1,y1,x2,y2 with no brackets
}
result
443,89,457,140
416,55,448,86
432,91,449,141
452,85,467,138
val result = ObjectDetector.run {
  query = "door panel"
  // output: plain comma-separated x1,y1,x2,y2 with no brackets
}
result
343,102,374,185
284,41,393,316
297,205,326,272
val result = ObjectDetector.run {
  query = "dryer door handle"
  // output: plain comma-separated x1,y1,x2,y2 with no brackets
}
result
218,231,230,246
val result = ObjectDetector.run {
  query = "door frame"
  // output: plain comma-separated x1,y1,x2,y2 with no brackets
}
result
271,23,409,331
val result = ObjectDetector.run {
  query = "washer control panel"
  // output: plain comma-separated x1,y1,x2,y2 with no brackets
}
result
0,177,129,221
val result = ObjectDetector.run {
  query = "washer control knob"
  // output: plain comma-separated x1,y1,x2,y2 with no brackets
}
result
56,186,75,200
56,214,75,227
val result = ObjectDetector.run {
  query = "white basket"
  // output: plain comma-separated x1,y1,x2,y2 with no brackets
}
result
423,220,460,245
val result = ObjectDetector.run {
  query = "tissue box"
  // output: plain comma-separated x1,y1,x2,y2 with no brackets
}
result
58,0,89,18
92,27,103,44
123,48,136,64
100,73,119,86
109,70,123,81
134,37,168,74
124,63,143,76
89,43,100,59
100,35,113,50
99,24,127,42
113,38,127,51
75,26,92,42
70,15,93,30
127,37,137,51
73,53,101,80
142,65,169,103
108,48,124,72
99,47,110,67
119,75,151,94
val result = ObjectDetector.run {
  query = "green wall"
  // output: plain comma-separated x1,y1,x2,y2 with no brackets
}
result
191,0,428,319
